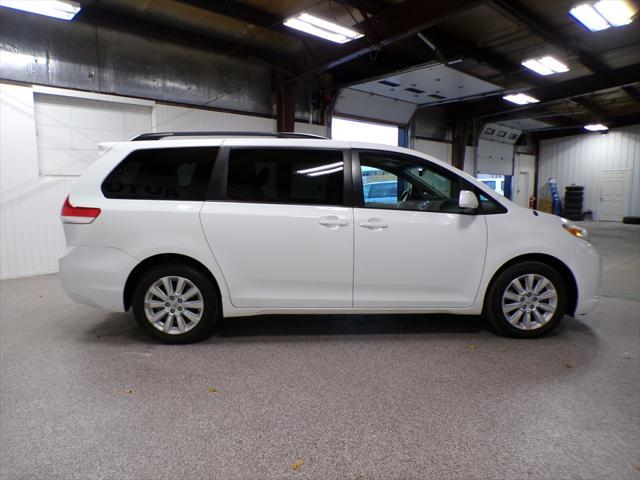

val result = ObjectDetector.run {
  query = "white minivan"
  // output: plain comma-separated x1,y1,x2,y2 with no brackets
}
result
59,132,601,343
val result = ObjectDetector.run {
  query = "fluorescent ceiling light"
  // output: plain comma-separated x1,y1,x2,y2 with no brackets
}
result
522,59,555,76
570,1,635,31
522,56,569,75
503,93,540,105
538,56,570,73
570,3,611,30
0,0,81,20
584,123,608,131
284,12,363,44
594,0,634,26
298,13,363,39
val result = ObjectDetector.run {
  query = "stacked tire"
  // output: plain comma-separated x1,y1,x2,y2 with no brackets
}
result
564,185,584,221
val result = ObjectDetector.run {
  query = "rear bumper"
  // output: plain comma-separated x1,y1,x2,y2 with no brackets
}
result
59,245,137,312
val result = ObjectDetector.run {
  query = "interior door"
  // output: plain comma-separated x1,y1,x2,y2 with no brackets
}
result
353,150,488,308
515,171,530,207
200,146,353,308
599,169,631,221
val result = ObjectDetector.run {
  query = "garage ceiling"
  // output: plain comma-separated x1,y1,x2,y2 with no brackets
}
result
68,0,640,137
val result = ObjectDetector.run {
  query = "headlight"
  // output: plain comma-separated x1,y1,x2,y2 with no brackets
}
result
563,223,590,242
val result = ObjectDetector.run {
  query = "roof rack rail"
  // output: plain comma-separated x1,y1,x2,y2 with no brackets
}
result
131,131,327,141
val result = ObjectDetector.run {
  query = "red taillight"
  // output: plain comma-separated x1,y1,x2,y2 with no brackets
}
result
61,195,101,224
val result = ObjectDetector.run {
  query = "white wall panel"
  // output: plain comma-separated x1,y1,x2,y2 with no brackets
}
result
34,94,152,175
153,105,275,133
1,178,75,279
414,139,452,164
412,139,474,175
0,83,39,194
539,125,640,219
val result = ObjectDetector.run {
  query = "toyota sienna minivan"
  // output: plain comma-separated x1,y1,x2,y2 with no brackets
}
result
59,132,600,343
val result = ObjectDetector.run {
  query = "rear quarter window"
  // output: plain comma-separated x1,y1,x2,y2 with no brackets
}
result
102,147,217,201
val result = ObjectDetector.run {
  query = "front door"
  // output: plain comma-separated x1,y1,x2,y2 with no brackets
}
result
599,169,631,221
353,150,488,308
200,146,353,308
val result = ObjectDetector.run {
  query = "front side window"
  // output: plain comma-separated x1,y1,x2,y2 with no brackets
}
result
102,147,217,200
226,148,344,206
359,151,466,214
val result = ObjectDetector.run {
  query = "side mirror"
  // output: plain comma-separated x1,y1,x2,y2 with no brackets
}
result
459,190,479,210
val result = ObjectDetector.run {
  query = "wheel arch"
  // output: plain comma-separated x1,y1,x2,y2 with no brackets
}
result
484,253,578,316
123,253,222,311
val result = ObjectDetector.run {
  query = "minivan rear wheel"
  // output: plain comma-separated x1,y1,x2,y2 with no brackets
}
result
132,263,219,343
485,261,567,338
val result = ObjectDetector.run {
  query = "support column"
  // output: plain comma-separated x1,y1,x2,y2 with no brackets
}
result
275,74,296,133
451,121,469,171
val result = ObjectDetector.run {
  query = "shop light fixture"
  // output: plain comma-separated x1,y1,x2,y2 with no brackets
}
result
570,1,635,31
522,56,570,75
503,93,540,105
0,0,80,20
284,12,363,44
584,123,609,131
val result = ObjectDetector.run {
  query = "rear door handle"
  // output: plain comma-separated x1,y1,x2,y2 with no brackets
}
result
359,219,389,230
318,215,349,228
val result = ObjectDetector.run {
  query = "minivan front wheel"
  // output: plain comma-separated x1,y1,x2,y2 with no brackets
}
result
132,263,219,343
485,261,568,338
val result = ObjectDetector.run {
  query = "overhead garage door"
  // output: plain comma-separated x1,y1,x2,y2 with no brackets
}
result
34,94,152,176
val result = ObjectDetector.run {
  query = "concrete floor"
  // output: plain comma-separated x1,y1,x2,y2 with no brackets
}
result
1,222,639,480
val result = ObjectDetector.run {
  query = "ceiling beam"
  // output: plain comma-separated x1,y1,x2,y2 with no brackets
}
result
490,0,609,73
492,0,640,106
462,63,640,119
424,27,547,86
622,85,640,104
175,0,282,29
336,0,389,15
423,9,626,122
290,0,484,80
532,112,640,140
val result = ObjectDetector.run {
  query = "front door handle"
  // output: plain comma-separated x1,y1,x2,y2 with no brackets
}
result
359,218,389,230
318,215,349,228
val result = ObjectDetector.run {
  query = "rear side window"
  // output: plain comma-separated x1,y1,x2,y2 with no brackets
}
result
102,147,217,200
226,148,344,206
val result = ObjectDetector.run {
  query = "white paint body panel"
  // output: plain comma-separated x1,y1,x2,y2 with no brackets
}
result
58,137,601,320
200,203,353,308
353,209,487,308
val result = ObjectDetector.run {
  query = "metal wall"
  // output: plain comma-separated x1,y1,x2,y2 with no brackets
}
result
0,7,272,115
538,125,640,219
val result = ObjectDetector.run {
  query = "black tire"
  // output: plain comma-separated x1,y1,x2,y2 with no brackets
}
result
485,261,568,338
564,203,583,210
565,185,584,192
132,263,219,344
623,216,640,225
563,210,582,216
